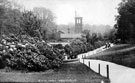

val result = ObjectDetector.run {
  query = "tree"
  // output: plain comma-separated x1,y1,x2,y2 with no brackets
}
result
86,31,91,43
20,11,42,38
115,0,135,43
0,5,5,36
103,28,116,42
0,0,22,36
33,7,56,40
2,9,22,35
82,29,90,37
0,0,9,36
86,32,98,45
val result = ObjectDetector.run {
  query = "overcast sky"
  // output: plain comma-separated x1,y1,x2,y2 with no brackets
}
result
13,0,121,26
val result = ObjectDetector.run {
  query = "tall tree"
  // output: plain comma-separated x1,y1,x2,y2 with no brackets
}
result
33,7,56,40
20,11,42,38
0,0,22,36
115,0,135,43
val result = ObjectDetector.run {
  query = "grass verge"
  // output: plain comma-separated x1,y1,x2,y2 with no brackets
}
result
86,44,135,68
0,61,109,83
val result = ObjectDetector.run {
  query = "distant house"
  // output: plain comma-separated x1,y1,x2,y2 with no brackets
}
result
57,31,64,34
54,31,64,41
60,33,82,42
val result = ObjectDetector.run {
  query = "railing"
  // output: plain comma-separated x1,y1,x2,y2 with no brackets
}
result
78,44,114,79
77,44,135,83
80,58,109,79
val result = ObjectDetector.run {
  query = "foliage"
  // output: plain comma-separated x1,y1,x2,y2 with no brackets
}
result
64,32,107,59
85,32,106,48
115,0,135,43
0,0,22,36
94,40,106,48
64,39,95,59
33,7,57,40
53,44,64,49
103,28,116,43
0,1,57,41
0,1,64,71
86,32,99,44
0,34,64,71
19,11,42,38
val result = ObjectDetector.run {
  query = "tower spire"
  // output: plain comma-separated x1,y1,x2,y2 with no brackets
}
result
75,11,83,33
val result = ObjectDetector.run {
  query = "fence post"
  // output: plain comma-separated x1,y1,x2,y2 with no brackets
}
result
82,55,84,64
98,64,100,74
88,61,90,68
106,65,109,79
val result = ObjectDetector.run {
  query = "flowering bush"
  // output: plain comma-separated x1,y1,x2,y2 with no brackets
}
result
0,34,64,71
64,39,105,59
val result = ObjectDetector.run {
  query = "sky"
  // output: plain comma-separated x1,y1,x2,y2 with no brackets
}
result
13,0,121,26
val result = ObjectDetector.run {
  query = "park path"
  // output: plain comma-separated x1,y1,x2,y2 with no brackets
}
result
78,44,135,83
79,59,135,83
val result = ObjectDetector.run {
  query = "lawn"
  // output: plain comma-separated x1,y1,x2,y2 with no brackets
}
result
85,44,135,68
0,60,110,83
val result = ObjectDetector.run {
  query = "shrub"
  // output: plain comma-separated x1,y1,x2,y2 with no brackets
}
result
64,39,106,59
0,34,64,72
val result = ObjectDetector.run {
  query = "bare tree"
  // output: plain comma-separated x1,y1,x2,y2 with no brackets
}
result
33,7,56,40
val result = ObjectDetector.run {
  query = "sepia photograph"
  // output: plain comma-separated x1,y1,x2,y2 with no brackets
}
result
0,0,135,83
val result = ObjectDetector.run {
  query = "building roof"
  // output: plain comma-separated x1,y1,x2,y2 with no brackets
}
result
60,34,82,39
57,31,64,34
